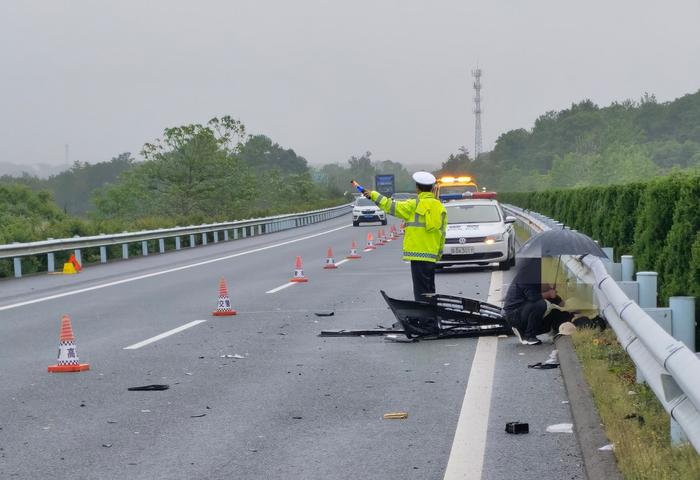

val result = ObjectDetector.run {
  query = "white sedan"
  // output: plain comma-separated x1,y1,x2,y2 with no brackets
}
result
437,199,517,270
352,197,387,226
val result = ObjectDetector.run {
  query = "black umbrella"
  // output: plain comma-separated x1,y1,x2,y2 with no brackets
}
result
517,228,608,259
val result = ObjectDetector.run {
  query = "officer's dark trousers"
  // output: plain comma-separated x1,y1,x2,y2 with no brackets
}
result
410,260,436,302
507,300,573,337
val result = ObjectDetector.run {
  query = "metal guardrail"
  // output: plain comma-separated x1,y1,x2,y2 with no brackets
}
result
1,203,353,278
503,204,700,453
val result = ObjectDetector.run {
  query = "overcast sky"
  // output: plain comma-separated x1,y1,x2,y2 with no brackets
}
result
1,0,699,169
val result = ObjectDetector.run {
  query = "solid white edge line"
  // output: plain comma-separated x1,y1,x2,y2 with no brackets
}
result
265,282,297,294
443,270,503,480
0,224,351,312
123,320,207,350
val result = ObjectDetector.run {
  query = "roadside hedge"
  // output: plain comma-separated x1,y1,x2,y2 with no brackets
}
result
501,173,700,342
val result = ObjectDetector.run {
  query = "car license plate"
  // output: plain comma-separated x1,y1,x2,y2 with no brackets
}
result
452,246,474,254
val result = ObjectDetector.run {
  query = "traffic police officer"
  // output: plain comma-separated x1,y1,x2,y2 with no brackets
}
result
363,171,446,301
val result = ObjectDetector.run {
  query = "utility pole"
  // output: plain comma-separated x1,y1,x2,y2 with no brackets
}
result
472,68,483,160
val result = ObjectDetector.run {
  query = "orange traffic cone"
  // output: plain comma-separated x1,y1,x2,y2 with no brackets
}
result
376,229,386,246
48,315,90,373
324,247,338,269
383,228,393,242
212,277,237,316
290,256,308,282
388,226,397,240
365,233,376,251
347,240,362,259
69,254,82,272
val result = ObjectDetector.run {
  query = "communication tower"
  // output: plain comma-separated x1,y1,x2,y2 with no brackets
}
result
472,68,483,159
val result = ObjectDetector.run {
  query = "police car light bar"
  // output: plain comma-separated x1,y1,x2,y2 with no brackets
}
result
463,191,497,199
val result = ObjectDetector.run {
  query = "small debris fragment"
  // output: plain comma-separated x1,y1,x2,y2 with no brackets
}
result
292,416,303,420
546,423,573,433
383,412,408,420
424,380,436,384
107,420,117,424
498,334,508,338
598,443,615,451
128,384,169,391
190,413,207,418
561,401,569,404
505,422,529,434
314,312,335,317
220,354,245,359
627,390,637,395
141,410,151,413
443,363,450,366
102,443,112,448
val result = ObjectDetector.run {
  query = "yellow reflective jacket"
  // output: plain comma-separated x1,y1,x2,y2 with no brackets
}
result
370,191,446,262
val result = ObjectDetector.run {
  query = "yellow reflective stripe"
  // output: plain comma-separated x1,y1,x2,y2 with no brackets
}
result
389,201,396,215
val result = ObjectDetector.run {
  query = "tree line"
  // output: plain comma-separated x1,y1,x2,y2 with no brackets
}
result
436,90,700,191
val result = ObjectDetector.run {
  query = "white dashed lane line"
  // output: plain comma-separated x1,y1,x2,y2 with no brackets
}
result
123,320,207,350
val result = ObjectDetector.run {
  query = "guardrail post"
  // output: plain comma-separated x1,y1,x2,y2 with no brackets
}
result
142,241,148,256
159,238,165,254
201,233,207,245
213,231,219,243
637,272,658,309
175,237,181,250
74,249,82,266
189,234,196,248
13,257,21,278
669,296,696,351
233,229,239,240
100,246,107,263
242,228,247,238
224,230,229,241
667,295,695,447
621,255,634,281
47,252,55,272
258,225,263,235
122,244,129,259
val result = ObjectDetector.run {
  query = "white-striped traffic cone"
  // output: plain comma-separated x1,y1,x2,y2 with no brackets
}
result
290,256,309,282
48,315,90,373
365,232,376,251
324,247,338,269
212,277,237,316
347,240,362,259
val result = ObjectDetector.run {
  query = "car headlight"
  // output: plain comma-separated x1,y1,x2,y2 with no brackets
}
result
485,233,504,244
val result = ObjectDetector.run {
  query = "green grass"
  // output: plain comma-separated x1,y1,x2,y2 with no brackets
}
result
572,328,700,479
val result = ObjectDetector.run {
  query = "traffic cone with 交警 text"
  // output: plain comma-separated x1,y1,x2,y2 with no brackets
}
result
324,247,338,269
365,232,375,251
347,240,361,259
383,228,393,242
290,256,308,282
212,277,237,316
48,315,90,373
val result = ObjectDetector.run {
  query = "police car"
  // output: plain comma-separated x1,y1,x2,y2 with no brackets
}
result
352,197,387,226
438,197,517,270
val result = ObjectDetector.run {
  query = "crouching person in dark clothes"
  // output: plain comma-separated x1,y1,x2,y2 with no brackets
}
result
503,259,573,345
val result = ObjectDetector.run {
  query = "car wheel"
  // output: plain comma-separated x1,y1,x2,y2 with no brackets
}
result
498,259,511,271
509,255,516,267
381,219,387,225
352,221,359,227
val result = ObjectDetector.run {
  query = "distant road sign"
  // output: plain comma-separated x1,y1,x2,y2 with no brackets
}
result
375,174,395,197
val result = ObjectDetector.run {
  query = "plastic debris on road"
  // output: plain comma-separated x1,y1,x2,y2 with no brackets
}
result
505,422,529,434
546,423,574,433
383,412,408,419
598,443,615,451
220,354,245,359
314,312,335,317
127,384,170,391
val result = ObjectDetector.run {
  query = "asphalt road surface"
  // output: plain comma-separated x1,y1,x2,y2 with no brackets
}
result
0,214,584,479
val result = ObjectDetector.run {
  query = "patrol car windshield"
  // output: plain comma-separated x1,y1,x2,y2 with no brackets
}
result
355,198,375,206
446,205,501,223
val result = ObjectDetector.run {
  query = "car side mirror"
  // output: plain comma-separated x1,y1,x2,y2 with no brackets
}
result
504,216,516,224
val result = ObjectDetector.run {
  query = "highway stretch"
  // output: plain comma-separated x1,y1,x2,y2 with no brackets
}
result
0,215,584,480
